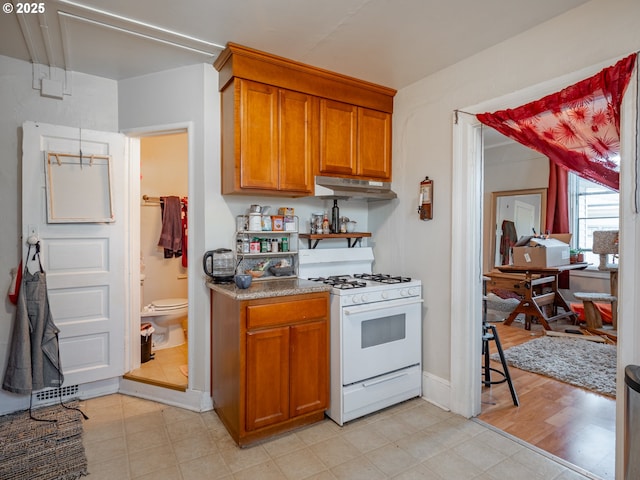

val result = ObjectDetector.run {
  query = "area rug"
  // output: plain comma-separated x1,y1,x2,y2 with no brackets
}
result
492,335,617,397
0,401,88,480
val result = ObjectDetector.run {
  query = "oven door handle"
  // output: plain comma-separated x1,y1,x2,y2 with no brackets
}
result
362,371,410,387
344,298,423,315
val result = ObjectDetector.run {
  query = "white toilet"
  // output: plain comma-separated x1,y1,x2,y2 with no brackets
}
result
140,275,187,350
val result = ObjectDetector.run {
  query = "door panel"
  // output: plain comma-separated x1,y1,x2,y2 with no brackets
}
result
319,99,357,176
245,326,290,431
289,320,328,417
22,121,127,386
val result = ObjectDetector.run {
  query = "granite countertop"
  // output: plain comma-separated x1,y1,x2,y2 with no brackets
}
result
207,277,332,300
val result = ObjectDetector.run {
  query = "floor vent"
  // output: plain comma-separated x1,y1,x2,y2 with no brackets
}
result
34,385,79,403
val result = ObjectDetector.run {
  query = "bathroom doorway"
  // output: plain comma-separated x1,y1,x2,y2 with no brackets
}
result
124,130,190,391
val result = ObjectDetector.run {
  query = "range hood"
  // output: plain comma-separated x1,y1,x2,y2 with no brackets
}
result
314,176,397,201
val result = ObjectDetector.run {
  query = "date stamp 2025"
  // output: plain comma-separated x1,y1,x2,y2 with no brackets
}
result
3,2,46,14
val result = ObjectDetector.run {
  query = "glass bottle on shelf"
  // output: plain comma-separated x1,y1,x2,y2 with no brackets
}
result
322,211,330,234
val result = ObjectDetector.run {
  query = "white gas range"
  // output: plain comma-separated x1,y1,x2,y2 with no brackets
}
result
299,248,423,426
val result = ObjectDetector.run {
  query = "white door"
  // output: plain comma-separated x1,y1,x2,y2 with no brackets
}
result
514,200,536,239
22,121,127,386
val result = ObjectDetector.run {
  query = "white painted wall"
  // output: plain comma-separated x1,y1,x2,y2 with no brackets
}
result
140,133,188,305
0,55,118,411
375,0,640,388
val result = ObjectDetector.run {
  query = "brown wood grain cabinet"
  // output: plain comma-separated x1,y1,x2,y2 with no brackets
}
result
319,99,391,180
214,43,396,193
210,290,329,446
220,78,316,195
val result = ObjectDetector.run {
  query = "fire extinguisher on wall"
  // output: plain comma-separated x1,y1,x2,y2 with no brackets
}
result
418,176,433,220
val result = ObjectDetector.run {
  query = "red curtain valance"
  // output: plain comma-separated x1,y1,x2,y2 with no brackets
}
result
477,54,636,192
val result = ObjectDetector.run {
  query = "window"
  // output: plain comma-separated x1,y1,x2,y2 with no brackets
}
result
569,172,619,266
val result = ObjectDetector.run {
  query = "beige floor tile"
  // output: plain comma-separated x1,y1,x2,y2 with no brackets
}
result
178,451,231,479
232,459,288,480
172,428,218,463
309,436,362,468
81,394,596,480
365,443,419,477
273,447,327,479
330,455,386,480
128,443,178,478
260,431,307,458
422,450,488,479
84,435,128,464
219,443,270,473
86,455,131,480
341,423,389,454
392,463,445,480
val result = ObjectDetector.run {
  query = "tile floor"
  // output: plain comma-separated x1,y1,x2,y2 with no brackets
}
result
81,394,597,480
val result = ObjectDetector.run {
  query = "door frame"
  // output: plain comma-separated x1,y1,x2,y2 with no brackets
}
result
123,122,194,389
451,59,639,476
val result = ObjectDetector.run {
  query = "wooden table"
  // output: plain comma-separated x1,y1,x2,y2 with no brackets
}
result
495,263,588,330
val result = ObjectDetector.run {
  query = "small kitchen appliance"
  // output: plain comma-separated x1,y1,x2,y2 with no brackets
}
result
299,248,423,426
203,248,235,284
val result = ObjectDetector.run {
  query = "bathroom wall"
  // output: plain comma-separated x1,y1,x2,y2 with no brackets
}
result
140,132,189,305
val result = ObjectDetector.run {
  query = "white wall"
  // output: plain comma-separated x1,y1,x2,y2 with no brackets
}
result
140,133,188,304
374,0,640,385
0,55,118,410
119,64,217,399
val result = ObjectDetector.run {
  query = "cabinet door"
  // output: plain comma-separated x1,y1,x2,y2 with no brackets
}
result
279,89,315,193
357,107,391,180
319,99,357,176
246,326,290,431
239,79,279,190
289,320,328,418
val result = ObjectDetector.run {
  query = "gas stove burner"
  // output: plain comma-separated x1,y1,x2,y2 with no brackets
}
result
353,273,412,284
308,276,367,289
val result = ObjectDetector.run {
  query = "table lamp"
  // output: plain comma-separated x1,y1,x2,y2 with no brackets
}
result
592,230,619,270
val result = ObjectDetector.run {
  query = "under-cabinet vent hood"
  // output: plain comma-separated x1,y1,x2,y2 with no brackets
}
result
314,176,397,201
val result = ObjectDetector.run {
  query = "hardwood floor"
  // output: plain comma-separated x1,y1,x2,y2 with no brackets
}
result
478,320,616,480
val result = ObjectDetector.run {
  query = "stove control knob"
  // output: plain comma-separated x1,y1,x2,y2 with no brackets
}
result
361,294,369,303
352,295,362,304
381,291,389,300
400,289,408,296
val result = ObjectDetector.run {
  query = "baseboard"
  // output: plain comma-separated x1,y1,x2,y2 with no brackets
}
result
119,378,213,412
421,370,451,411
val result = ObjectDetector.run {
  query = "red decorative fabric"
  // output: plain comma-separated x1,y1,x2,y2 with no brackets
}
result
546,160,570,235
478,54,636,192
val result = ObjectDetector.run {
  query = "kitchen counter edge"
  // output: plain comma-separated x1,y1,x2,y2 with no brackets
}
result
206,277,332,300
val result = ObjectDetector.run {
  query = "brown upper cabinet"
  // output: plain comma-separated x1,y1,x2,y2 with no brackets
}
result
319,99,391,179
214,43,396,196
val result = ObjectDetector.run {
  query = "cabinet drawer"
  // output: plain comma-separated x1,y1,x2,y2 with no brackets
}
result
247,296,328,329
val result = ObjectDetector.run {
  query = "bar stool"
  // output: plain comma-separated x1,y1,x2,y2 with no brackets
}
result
483,277,519,406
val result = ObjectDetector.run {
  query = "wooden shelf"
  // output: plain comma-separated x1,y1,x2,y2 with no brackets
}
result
299,232,371,249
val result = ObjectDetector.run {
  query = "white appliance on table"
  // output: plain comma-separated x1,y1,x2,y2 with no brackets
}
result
299,248,423,426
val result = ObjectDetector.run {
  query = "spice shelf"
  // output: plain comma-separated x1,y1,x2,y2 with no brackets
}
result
299,232,372,249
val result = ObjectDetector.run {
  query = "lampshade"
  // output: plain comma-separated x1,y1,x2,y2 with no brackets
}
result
592,230,619,254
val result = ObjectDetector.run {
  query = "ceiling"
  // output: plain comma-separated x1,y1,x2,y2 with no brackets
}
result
0,0,590,90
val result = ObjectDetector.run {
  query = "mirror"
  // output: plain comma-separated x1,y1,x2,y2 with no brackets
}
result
489,188,547,267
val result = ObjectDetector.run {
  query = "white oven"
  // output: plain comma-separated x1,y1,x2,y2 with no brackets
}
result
299,247,423,426
342,297,422,385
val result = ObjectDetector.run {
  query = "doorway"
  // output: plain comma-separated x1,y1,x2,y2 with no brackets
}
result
451,63,638,478
123,126,191,393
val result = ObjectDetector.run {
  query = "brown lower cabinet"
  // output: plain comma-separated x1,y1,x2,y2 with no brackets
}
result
210,290,330,446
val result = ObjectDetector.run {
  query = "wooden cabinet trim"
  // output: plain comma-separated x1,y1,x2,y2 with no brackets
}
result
246,296,328,330
215,43,396,113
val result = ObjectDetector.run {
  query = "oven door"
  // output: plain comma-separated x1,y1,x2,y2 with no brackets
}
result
342,297,422,385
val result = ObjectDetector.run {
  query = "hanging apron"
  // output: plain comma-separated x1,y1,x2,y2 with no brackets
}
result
2,244,64,394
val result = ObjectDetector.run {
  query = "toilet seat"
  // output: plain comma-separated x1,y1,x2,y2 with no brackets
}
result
150,298,188,311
